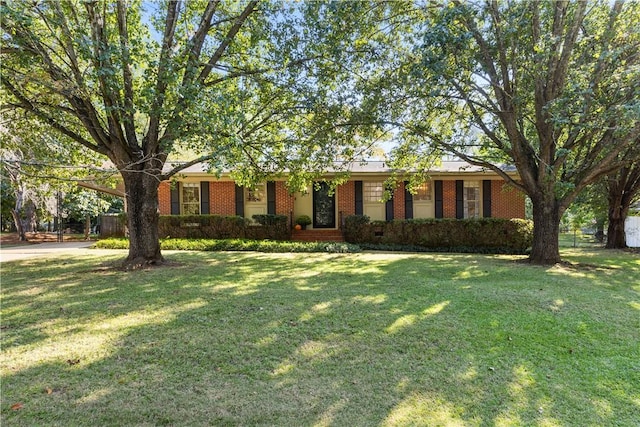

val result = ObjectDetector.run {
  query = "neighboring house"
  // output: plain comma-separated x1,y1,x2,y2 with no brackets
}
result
158,161,526,234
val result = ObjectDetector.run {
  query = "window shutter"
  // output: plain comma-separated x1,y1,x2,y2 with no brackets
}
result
355,181,363,215
385,198,394,221
434,180,443,218
404,181,413,219
267,181,276,215
483,180,492,217
170,183,180,215
235,184,244,217
200,182,210,214
455,180,464,219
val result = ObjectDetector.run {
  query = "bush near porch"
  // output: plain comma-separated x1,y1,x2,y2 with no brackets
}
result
158,214,289,241
344,215,533,254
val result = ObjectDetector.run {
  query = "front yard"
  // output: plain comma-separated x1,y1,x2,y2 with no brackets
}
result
1,245,638,426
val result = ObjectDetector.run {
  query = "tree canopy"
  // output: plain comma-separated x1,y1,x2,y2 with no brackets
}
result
385,0,640,263
0,0,391,265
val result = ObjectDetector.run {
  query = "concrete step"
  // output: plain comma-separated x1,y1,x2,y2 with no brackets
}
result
291,229,345,242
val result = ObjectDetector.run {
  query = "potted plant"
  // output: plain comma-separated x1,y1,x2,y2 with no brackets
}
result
295,215,312,230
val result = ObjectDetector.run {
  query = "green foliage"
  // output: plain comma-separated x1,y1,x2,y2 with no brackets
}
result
251,214,288,226
295,214,312,226
383,1,640,263
0,0,393,260
62,189,115,222
157,214,290,241
94,238,360,254
343,214,371,243
344,215,533,254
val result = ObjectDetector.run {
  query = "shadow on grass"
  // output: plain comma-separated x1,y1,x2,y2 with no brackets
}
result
1,250,639,426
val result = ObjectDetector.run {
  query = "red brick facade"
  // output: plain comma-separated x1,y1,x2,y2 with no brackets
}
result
158,177,526,221
159,181,171,214
442,181,457,218
337,181,355,216
209,182,236,215
275,181,295,218
393,182,406,220
491,181,526,219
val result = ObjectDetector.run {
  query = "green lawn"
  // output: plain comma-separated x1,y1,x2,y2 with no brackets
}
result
1,245,639,426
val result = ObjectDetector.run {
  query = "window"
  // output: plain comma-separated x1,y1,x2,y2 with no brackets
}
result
464,181,480,218
246,184,265,202
415,182,432,201
182,183,200,215
364,181,384,202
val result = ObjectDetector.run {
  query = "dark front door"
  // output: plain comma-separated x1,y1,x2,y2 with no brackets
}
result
313,182,336,228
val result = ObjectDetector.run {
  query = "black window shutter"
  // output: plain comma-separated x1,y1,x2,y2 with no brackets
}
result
434,180,443,218
483,180,492,218
200,182,210,214
235,184,244,217
404,181,413,219
455,180,464,219
385,198,394,221
267,181,276,215
355,181,363,215
170,183,180,215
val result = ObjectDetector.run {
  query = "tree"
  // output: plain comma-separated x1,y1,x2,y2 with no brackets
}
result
1,1,384,267
63,189,115,239
605,151,640,248
1,113,108,240
0,175,16,232
387,0,640,264
561,178,608,242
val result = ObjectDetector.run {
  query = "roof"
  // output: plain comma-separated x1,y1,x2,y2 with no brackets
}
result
164,160,517,175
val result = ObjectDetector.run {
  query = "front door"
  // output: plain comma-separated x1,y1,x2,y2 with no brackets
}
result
313,182,336,228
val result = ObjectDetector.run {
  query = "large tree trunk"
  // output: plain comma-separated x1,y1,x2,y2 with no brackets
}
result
605,165,640,249
605,188,628,249
122,172,164,267
529,196,562,264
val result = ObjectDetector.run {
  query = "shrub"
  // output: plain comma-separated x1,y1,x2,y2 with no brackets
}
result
344,215,371,243
295,215,312,226
157,215,289,240
94,238,360,253
248,214,289,240
343,215,533,254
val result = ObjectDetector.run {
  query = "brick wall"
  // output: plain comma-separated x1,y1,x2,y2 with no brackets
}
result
337,181,355,216
491,181,526,219
275,181,294,226
393,182,406,220
158,178,526,220
442,180,457,218
159,181,171,215
209,181,236,215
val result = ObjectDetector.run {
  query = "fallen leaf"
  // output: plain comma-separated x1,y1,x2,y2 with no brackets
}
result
10,403,23,410
45,388,53,395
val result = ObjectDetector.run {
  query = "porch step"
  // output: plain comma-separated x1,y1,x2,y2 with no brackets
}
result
291,229,345,242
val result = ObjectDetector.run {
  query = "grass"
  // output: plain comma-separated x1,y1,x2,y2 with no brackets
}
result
1,242,639,426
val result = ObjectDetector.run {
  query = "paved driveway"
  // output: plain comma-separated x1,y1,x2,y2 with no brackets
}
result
0,241,112,263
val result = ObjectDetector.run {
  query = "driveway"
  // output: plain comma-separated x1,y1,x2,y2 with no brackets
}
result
0,241,118,263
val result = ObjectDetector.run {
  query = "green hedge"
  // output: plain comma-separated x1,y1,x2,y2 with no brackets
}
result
158,214,289,240
94,238,360,253
344,215,533,254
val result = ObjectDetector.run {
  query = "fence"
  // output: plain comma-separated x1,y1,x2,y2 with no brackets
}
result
99,214,125,237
